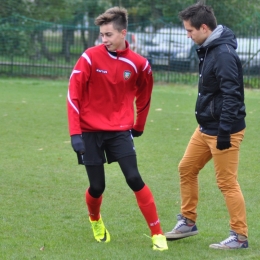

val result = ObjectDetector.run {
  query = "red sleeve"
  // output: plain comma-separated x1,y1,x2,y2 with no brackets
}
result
67,52,91,136
133,60,153,132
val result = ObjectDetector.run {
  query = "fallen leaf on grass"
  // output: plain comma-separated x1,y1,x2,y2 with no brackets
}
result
40,242,45,251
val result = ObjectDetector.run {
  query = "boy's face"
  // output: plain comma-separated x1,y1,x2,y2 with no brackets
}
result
99,23,126,52
183,20,211,45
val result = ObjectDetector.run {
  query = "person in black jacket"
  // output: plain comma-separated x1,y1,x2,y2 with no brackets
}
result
165,2,248,249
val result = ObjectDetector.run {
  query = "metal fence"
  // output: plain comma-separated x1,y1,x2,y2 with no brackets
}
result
0,15,260,88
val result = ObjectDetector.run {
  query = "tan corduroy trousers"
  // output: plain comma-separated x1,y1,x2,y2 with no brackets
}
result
178,126,248,237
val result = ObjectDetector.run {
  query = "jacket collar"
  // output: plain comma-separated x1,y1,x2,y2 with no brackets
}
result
201,25,224,48
105,40,130,57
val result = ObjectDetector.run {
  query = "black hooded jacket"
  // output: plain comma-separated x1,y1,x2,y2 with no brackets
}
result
195,26,246,136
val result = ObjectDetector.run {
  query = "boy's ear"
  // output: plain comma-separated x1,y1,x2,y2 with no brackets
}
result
121,29,127,37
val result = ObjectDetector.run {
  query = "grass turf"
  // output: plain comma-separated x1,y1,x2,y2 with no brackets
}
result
0,78,260,260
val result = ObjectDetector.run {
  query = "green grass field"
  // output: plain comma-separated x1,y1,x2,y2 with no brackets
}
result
0,78,260,260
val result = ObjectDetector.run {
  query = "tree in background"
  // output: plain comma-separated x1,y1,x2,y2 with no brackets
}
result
0,0,259,62
1,0,259,34
206,0,260,36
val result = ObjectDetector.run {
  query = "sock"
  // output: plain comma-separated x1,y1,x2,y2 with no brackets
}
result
186,218,195,225
86,188,102,221
238,234,247,241
134,185,163,236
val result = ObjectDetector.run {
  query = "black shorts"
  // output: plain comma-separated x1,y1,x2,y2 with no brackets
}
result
78,131,136,165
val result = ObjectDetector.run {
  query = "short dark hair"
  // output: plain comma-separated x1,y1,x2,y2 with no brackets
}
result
179,3,217,31
95,7,128,31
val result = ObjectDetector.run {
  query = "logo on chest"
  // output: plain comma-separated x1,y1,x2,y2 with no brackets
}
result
96,69,108,74
123,71,131,80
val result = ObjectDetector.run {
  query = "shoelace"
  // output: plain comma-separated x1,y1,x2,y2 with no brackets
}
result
174,219,186,229
143,233,151,240
220,235,237,244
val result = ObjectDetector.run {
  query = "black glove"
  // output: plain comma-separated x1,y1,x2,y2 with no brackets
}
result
131,129,143,137
71,134,85,154
216,132,231,150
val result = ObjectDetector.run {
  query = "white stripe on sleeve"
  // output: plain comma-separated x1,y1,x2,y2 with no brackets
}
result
82,52,91,65
143,60,149,71
69,69,81,80
67,90,79,114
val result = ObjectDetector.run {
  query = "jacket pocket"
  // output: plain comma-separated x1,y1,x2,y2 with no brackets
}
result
210,96,223,121
210,100,217,121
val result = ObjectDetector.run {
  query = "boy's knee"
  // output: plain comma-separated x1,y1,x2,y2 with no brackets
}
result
89,185,105,198
126,175,144,191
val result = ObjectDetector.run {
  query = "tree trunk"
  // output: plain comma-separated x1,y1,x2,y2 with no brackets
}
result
87,16,99,48
80,28,88,50
62,28,74,62
38,30,54,61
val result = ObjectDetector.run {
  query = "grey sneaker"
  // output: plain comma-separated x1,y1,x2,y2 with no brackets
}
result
209,230,248,249
165,214,198,240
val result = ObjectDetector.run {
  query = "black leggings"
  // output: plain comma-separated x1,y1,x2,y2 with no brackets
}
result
85,155,145,198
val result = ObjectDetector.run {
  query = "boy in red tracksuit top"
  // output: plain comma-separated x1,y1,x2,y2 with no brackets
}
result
67,6,168,251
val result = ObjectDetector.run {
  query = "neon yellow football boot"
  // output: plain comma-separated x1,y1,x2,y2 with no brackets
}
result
152,234,168,251
89,216,110,243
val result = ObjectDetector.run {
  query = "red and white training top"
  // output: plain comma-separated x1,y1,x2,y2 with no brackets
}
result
67,41,153,136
